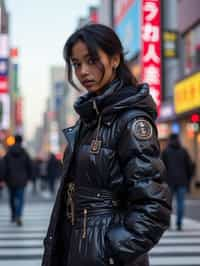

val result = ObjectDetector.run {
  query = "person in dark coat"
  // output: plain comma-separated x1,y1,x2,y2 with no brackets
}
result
46,153,62,194
3,135,32,226
162,133,193,231
42,24,171,266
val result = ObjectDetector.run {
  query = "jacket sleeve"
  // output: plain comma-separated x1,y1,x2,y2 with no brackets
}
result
105,117,172,264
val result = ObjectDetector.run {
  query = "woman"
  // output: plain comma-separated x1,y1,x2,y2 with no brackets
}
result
42,24,171,266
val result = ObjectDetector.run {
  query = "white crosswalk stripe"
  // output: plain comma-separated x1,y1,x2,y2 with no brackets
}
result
0,203,200,266
150,215,200,266
0,202,52,266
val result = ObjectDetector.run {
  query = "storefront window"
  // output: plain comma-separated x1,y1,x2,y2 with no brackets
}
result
184,24,200,74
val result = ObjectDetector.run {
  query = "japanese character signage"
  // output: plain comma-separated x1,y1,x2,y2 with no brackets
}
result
141,0,162,115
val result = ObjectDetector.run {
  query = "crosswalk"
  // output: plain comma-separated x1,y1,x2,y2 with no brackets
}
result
0,201,200,266
150,215,200,266
0,201,52,266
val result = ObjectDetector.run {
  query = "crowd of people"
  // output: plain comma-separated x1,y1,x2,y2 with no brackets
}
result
0,134,62,226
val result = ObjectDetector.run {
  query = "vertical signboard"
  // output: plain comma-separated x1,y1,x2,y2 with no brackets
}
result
0,93,10,129
10,48,19,97
114,0,141,60
141,0,162,115
0,33,9,129
15,97,23,126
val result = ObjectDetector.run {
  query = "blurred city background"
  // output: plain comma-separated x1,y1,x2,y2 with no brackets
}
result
0,0,200,265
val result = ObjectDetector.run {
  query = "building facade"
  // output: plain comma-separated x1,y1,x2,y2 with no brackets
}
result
173,0,200,194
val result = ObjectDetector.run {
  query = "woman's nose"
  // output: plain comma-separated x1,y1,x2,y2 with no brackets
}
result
80,64,89,76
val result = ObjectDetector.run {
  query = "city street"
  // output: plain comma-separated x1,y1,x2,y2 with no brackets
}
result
0,190,200,266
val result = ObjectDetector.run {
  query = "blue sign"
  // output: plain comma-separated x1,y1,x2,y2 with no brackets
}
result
0,58,8,76
172,123,180,134
115,0,141,60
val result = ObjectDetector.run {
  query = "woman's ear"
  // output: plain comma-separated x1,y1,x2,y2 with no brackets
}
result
112,54,120,69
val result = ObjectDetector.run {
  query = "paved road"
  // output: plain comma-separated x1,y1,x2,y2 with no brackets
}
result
150,215,200,266
0,201,52,266
0,200,200,266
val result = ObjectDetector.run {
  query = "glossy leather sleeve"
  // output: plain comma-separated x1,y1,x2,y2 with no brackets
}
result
105,118,172,265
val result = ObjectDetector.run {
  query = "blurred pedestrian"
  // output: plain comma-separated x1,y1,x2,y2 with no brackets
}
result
3,135,32,226
0,146,6,199
39,159,48,191
31,157,42,194
162,133,194,231
42,24,171,266
46,152,62,195
0,156,5,199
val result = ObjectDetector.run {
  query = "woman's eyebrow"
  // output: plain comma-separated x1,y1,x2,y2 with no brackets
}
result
71,53,90,62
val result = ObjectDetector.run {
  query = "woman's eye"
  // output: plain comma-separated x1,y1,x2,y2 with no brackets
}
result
72,62,80,69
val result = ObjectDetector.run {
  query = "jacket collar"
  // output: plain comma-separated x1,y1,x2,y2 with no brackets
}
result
74,81,157,128
62,120,81,151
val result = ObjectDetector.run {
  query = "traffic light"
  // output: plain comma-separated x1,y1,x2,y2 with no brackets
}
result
191,114,200,123
189,114,200,133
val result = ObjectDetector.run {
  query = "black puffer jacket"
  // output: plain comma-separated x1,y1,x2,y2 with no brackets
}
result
162,138,193,188
42,80,171,266
3,144,32,188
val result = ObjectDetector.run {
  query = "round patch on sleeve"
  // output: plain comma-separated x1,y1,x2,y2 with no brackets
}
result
132,119,153,140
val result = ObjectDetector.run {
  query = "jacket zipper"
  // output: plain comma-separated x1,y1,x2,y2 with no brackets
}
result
67,182,75,225
82,208,88,239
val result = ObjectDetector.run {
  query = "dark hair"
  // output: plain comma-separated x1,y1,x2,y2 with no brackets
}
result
15,134,23,144
63,23,137,90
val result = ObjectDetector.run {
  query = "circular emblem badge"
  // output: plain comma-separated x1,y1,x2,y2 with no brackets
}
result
132,119,153,140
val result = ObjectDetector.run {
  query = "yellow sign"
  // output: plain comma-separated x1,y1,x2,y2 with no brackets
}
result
174,72,200,114
163,31,178,58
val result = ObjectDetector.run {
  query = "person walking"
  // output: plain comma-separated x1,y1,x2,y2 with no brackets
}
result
42,24,171,266
46,153,62,195
162,133,194,231
3,135,32,226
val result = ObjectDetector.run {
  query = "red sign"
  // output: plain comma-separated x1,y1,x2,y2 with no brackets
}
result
0,76,9,93
10,48,19,58
89,7,99,23
141,0,161,115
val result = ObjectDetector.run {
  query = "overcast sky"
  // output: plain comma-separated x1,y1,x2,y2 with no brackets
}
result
6,0,99,140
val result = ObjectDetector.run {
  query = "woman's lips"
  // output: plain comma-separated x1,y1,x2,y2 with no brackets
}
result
82,80,95,88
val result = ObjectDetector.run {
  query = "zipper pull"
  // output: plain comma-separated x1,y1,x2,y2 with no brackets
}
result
82,208,88,239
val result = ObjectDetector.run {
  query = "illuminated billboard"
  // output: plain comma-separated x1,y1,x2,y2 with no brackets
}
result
141,0,162,115
0,93,10,129
114,0,141,60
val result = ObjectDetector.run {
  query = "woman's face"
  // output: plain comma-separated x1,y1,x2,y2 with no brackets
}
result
71,40,119,93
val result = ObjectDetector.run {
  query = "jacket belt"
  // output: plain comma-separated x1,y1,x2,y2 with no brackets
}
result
66,183,117,225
